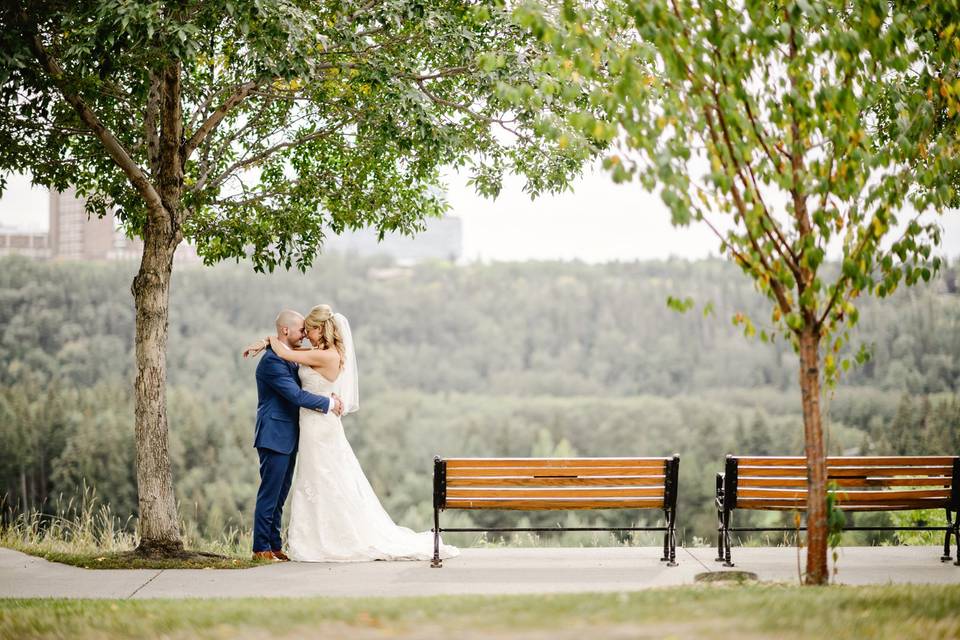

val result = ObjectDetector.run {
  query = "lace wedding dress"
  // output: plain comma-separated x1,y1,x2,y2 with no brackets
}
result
286,365,459,562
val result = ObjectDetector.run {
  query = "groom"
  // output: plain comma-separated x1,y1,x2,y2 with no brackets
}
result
252,309,343,561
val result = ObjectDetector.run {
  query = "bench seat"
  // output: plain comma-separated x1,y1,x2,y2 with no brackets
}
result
715,455,960,566
431,455,680,567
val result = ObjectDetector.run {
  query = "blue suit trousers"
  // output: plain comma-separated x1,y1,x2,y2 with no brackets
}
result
253,448,297,552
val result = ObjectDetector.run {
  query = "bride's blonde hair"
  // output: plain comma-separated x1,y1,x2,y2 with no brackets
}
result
304,304,345,369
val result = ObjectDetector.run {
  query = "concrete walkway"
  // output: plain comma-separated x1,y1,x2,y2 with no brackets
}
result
1,546,958,599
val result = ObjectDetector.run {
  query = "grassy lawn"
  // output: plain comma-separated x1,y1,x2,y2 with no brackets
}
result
2,585,959,640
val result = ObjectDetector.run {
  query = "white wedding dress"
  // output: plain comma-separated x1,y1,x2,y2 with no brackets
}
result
286,365,459,562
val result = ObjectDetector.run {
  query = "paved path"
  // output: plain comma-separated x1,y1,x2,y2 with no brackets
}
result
1,546,957,599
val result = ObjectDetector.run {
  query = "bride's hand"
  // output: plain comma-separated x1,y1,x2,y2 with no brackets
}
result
242,338,268,358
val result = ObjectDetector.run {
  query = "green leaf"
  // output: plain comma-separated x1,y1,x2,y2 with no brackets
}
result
666,295,695,313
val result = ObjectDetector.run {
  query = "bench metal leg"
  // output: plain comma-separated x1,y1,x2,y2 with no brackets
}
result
661,509,670,562
715,504,725,562
430,507,442,568
660,508,678,566
943,509,953,563
722,509,734,567
953,512,960,567
666,507,678,567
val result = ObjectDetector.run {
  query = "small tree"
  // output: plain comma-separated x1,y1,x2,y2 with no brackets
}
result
0,1,585,556
516,0,958,583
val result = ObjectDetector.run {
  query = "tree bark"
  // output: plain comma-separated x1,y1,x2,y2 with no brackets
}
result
129,57,187,557
27,19,188,555
799,326,828,584
131,217,182,556
19,466,28,513
38,446,46,505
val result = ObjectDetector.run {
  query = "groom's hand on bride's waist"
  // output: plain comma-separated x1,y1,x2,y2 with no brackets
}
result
331,393,344,416
312,394,344,416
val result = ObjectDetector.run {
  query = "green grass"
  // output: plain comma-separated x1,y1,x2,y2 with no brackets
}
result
2,585,959,639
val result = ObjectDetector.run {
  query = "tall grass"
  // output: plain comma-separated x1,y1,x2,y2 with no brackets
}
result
0,486,136,554
0,486,253,558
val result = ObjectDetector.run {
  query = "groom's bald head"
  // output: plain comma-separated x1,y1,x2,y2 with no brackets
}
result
276,310,302,331
275,310,305,348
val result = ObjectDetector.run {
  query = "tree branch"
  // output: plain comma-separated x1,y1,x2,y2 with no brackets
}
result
703,106,793,315
25,28,163,212
709,84,801,277
704,37,800,273
406,66,471,81
741,92,782,169
194,105,322,194
206,126,342,192
182,80,260,161
191,98,275,194
816,207,924,328
786,15,814,319
414,79,526,140
690,184,768,281
342,0,379,26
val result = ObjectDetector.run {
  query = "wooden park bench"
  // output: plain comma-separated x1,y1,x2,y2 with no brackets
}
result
715,455,960,566
430,455,680,567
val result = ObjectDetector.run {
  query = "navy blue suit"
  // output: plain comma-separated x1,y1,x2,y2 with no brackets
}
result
253,347,330,553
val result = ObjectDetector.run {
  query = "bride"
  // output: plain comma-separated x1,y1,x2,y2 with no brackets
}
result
246,304,458,562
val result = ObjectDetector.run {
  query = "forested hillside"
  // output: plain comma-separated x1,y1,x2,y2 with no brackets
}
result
1,255,958,544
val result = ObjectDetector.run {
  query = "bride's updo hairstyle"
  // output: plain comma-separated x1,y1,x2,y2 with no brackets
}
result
304,304,345,368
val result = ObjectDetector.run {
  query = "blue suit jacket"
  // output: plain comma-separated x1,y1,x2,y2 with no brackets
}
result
254,347,330,454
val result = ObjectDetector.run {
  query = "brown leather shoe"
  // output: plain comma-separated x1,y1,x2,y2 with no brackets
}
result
272,550,291,562
252,550,281,562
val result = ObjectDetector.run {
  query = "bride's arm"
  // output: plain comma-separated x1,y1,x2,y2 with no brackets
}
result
268,335,339,368
242,336,271,358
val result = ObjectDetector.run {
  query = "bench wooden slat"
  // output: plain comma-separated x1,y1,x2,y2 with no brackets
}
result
447,487,665,499
444,498,665,511
838,489,952,502
737,476,953,489
827,467,954,478
737,488,951,501
737,466,952,478
736,499,951,512
445,458,668,469
735,456,955,467
835,501,952,510
445,466,667,478
447,476,666,488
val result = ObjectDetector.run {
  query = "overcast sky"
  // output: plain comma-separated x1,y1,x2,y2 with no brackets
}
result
3,169,959,262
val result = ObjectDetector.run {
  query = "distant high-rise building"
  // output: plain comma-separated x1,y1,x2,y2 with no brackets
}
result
48,187,118,260
324,216,463,263
47,188,199,264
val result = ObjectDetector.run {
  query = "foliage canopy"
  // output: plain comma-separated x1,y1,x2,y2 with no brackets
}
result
1,0,585,270
513,0,958,371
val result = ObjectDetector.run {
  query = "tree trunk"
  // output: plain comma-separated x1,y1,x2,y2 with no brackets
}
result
131,219,182,556
799,327,828,584
19,466,28,513
38,446,46,505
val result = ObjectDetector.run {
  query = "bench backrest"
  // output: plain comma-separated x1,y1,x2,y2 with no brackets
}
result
720,455,960,512
434,456,680,511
